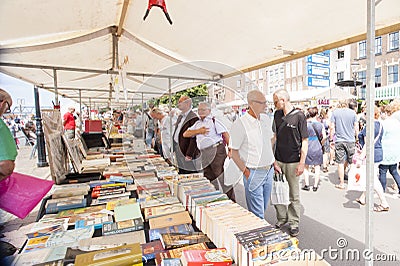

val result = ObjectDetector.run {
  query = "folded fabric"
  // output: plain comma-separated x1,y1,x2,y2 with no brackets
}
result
0,172,54,219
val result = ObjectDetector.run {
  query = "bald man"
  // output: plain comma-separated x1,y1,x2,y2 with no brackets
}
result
173,95,200,174
230,90,275,219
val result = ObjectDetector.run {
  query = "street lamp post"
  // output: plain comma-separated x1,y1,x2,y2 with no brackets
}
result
351,63,360,98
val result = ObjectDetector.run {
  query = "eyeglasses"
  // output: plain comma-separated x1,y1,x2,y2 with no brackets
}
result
252,100,267,105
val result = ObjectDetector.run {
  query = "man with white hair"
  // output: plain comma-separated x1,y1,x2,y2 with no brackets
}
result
183,102,235,201
230,90,275,219
0,88,17,181
63,106,76,139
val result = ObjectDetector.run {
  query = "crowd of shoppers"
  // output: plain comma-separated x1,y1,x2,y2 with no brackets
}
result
4,86,400,237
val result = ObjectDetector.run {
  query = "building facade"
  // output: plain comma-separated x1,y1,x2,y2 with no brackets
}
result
213,30,399,104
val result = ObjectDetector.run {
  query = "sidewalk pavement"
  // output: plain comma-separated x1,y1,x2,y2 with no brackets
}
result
0,145,52,264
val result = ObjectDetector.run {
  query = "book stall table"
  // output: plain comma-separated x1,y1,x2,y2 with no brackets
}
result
13,137,329,265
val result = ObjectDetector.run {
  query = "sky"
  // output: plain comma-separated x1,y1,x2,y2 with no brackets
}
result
0,73,77,114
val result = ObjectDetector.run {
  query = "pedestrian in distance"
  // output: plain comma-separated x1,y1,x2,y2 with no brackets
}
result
63,107,76,139
302,107,326,192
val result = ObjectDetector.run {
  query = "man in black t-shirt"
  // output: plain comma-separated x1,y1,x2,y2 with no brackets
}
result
272,89,308,237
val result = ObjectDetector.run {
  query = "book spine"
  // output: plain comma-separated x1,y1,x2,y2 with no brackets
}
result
92,188,126,198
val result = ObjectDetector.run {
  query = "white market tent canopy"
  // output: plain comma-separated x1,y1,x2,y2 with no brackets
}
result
0,0,399,108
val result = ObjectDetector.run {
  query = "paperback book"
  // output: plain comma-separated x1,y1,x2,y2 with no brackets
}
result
102,218,144,236
149,224,194,242
160,232,210,250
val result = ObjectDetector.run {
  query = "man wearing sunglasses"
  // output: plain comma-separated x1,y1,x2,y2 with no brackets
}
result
0,89,17,182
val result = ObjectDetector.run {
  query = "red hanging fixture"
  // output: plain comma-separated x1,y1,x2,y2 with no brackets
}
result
143,0,173,24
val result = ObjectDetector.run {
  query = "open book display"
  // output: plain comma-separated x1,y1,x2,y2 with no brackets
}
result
12,137,321,266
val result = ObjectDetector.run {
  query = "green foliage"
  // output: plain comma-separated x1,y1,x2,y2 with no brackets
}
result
152,84,208,108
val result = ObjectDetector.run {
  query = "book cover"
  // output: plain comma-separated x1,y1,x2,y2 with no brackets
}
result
74,243,142,266
137,181,169,192
91,187,126,199
79,230,147,251
137,190,172,202
193,194,229,222
161,258,182,266
56,205,105,221
102,218,144,236
45,198,87,214
45,226,95,247
155,243,208,266
108,175,134,184
149,211,192,230
106,198,137,210
249,237,298,262
45,195,84,205
75,213,113,229
11,248,51,265
160,232,210,250
189,191,222,215
22,235,50,253
134,177,159,185
144,203,185,221
95,192,131,201
32,259,64,266
91,195,130,206
92,183,127,190
180,248,233,266
141,240,165,261
114,202,143,222
149,224,194,242
26,218,69,239
51,189,88,199
140,196,180,210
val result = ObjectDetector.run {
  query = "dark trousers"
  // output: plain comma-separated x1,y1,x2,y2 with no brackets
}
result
201,143,235,201
173,141,200,174
379,164,400,192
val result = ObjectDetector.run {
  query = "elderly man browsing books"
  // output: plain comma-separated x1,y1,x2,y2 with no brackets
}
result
229,90,275,219
183,102,235,201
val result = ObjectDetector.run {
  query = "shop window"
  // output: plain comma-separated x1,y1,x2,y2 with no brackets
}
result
388,32,399,51
388,65,399,85
359,41,366,58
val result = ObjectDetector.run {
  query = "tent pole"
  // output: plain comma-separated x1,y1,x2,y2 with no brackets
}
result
0,62,214,82
79,90,82,132
33,86,49,167
53,69,58,105
109,82,113,110
365,1,375,265
168,78,173,163
89,98,92,120
141,93,145,141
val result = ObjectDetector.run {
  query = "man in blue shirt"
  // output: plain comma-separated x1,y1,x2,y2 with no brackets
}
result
330,100,358,189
